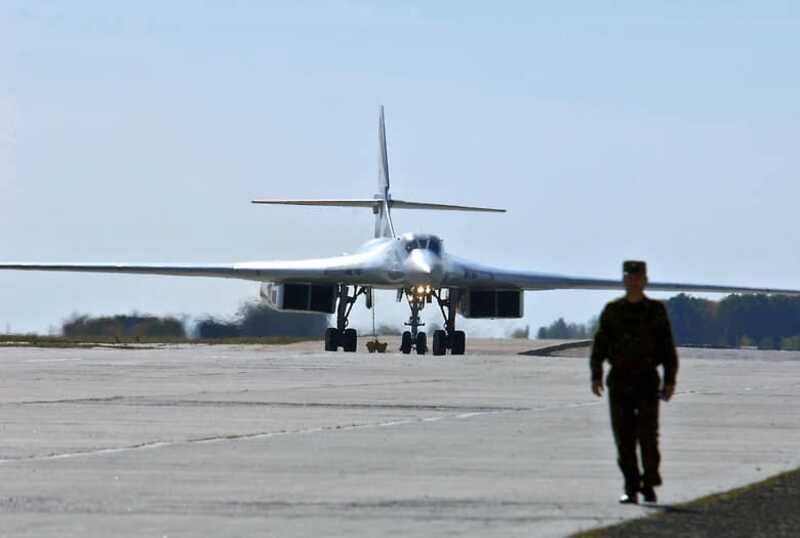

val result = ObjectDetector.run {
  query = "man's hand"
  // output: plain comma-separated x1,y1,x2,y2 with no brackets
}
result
662,383,676,401
591,379,604,397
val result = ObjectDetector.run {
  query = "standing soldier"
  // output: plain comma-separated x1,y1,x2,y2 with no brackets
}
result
590,260,678,504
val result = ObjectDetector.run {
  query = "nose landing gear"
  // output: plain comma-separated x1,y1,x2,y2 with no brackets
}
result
400,288,428,354
398,287,465,356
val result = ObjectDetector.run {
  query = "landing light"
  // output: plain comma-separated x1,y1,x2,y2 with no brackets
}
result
416,285,426,295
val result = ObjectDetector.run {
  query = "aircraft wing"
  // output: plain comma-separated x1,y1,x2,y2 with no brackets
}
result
0,254,375,284
444,258,800,295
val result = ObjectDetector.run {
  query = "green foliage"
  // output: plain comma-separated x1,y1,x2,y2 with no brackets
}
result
196,301,329,338
780,336,800,350
375,324,402,336
63,314,186,339
664,294,719,345
0,334,312,348
714,293,800,347
61,301,330,342
510,325,530,339
537,293,800,349
758,336,776,350
536,317,595,339
667,293,800,348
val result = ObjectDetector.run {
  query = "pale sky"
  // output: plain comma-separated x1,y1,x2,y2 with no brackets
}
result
2,2,800,336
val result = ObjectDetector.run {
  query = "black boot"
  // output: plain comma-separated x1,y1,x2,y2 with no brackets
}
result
641,485,657,503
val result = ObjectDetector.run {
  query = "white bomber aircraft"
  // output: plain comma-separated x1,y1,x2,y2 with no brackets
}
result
3,107,800,355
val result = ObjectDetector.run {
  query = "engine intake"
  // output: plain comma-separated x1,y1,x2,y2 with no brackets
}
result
260,283,337,314
458,289,523,318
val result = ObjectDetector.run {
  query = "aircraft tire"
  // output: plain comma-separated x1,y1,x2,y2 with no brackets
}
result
416,332,427,355
400,331,413,354
324,328,339,351
451,331,466,355
343,329,358,352
432,330,447,356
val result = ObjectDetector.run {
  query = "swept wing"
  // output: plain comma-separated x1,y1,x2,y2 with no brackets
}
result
444,258,800,295
0,253,376,285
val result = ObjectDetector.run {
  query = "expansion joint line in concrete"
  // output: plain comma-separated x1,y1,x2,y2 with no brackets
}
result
0,408,520,465
0,396,672,466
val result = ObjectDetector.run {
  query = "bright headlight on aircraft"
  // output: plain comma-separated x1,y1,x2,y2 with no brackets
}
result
425,285,431,293
416,285,425,295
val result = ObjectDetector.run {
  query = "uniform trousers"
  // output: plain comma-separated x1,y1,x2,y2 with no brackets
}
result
608,375,662,494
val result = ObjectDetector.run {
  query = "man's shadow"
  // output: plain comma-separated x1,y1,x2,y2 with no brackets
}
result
640,503,700,514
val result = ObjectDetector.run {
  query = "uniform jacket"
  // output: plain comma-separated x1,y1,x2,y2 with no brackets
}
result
590,296,679,388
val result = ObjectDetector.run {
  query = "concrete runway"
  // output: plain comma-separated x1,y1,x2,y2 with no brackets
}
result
1,339,799,537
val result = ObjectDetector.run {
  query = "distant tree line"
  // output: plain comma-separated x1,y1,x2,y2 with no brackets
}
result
536,317,598,340
62,302,329,340
375,324,402,336
510,325,530,339
63,314,186,339
59,293,800,348
666,293,800,350
535,294,800,350
194,301,328,338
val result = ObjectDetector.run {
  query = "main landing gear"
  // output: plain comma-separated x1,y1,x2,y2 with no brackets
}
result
398,287,465,356
323,285,466,356
324,285,367,352
432,288,465,356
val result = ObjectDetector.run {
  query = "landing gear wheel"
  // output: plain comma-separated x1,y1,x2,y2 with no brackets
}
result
325,285,367,352
432,330,447,356
324,328,339,352
415,332,427,355
400,331,413,354
342,328,358,352
451,330,466,355
432,289,467,356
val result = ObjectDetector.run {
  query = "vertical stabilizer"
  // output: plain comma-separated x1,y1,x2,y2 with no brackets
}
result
374,105,395,238
252,106,503,239
378,105,390,198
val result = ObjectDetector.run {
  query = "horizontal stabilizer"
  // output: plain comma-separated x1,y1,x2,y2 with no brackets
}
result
251,199,379,208
390,200,505,213
252,199,505,213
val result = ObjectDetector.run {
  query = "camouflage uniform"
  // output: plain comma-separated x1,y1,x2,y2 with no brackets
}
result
591,294,679,496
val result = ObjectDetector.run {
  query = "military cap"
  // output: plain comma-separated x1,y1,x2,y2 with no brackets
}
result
623,260,647,275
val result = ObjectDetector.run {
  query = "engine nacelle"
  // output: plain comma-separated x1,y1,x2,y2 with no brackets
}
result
260,282,337,314
458,289,524,319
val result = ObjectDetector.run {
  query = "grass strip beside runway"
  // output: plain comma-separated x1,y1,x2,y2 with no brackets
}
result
0,334,315,348
572,467,800,537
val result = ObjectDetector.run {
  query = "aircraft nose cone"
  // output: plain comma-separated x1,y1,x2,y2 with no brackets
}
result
406,250,443,284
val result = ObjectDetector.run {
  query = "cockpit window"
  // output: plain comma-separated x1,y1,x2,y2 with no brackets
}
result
404,236,442,255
